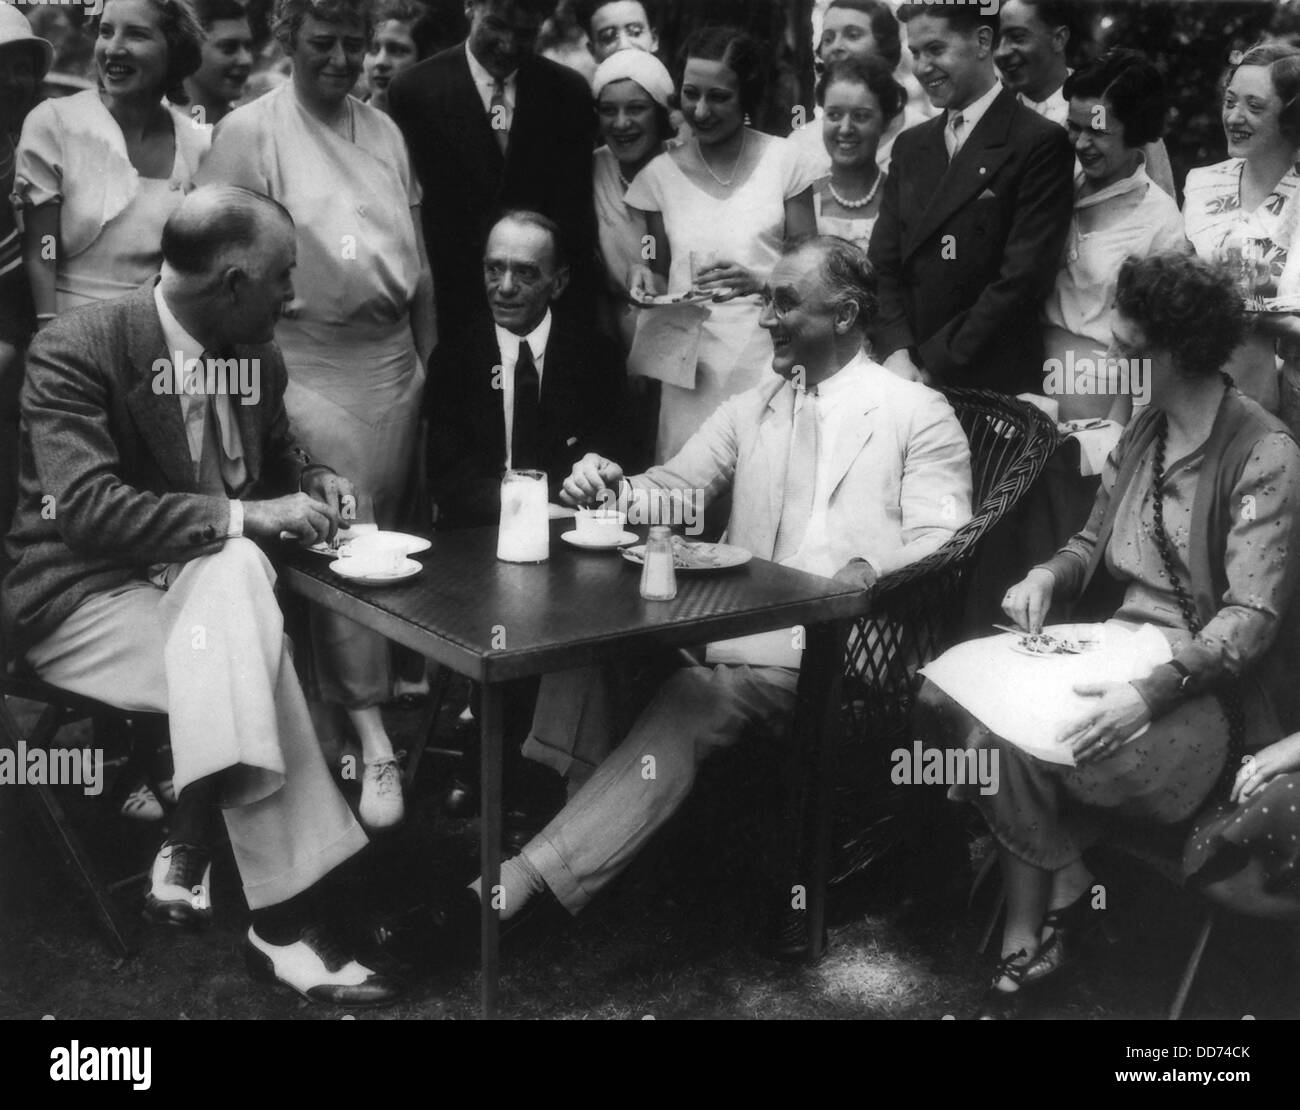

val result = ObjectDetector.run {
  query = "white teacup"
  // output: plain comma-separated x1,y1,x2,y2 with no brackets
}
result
575,508,626,545
345,533,407,573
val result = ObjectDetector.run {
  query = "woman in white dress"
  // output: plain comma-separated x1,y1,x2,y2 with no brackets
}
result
791,0,932,180
591,49,674,469
17,0,207,319
628,26,818,462
199,0,434,830
812,55,906,251
591,49,674,353
1183,43,1300,414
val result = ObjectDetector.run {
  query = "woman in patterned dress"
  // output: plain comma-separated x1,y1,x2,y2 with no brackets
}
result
917,253,1300,1018
1183,43,1300,415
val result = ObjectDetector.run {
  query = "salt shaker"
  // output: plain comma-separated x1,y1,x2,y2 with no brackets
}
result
639,525,677,601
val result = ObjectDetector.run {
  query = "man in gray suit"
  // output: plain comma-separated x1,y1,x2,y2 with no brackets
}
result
3,186,399,1005
443,237,972,944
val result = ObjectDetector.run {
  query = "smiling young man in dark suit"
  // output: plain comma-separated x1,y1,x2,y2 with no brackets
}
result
868,3,1073,395
387,0,596,344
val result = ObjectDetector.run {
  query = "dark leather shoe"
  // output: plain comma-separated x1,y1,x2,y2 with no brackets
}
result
245,924,403,1006
371,885,569,971
143,842,211,929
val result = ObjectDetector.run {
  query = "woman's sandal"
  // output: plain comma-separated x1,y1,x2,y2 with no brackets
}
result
1021,887,1115,987
975,948,1033,1020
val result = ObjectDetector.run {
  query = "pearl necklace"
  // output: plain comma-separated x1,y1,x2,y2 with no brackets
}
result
696,130,747,187
828,170,881,210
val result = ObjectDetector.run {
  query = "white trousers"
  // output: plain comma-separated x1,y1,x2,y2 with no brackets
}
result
26,539,368,909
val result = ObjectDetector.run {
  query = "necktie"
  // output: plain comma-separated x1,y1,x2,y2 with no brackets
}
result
490,78,509,155
193,348,248,494
196,393,226,495
946,111,966,159
511,341,541,470
774,388,819,563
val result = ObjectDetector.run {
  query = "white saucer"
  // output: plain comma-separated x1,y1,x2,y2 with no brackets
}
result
561,530,639,551
330,557,422,585
309,530,431,558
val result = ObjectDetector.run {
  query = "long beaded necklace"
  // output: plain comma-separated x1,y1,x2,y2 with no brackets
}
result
827,169,882,210
1149,400,1246,794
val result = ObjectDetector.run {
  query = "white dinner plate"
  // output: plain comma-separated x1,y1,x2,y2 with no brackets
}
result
330,557,423,586
620,541,752,573
561,530,639,551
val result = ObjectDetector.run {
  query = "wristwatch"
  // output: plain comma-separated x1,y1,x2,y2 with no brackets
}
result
1168,660,1194,693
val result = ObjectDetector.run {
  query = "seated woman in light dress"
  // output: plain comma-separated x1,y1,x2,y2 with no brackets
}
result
1042,49,1187,424
811,55,905,251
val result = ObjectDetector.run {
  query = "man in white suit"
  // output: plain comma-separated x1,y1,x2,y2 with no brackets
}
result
455,236,972,930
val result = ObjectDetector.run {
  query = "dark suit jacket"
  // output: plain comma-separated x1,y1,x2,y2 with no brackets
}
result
2,284,316,655
868,87,1074,394
427,313,627,529
387,43,597,340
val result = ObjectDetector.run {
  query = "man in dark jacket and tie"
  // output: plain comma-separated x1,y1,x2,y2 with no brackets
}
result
388,0,597,343
868,3,1073,394
428,210,626,528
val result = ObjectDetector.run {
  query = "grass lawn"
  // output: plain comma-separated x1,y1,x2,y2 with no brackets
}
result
2,693,1296,1021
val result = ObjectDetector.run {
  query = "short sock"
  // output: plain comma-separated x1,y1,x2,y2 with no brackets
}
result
250,885,321,945
469,854,545,921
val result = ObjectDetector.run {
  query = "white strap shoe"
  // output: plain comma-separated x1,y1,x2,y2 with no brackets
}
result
360,758,405,830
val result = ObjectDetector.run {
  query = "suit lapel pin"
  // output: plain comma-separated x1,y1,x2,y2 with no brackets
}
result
979,167,987,175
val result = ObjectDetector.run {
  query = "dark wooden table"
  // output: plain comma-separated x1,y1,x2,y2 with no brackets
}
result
282,520,872,1018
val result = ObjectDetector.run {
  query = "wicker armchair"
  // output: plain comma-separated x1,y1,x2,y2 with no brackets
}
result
832,388,1060,885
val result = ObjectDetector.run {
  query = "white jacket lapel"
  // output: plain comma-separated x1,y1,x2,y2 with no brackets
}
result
825,397,882,502
761,385,796,539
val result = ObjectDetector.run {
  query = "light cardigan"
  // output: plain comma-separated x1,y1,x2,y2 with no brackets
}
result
1039,392,1300,748
14,90,209,259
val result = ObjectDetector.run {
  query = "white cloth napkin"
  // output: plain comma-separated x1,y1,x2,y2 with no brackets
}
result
919,622,1172,765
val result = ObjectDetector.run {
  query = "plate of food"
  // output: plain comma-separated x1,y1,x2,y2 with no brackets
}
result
620,537,752,573
1007,624,1103,657
628,287,714,307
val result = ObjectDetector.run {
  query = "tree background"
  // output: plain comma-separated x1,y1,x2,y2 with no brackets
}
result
1084,1,1280,200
